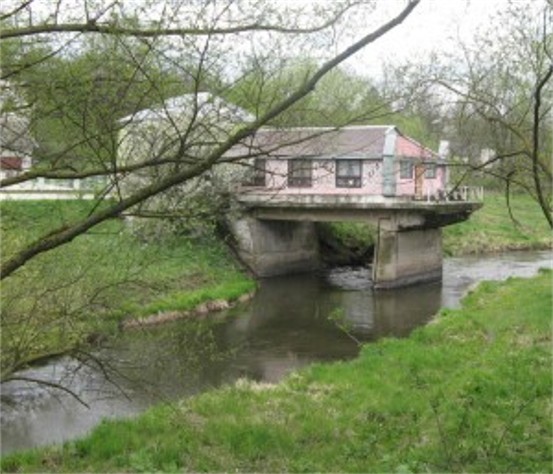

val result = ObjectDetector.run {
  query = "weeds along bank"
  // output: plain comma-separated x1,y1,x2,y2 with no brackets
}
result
320,192,552,260
0,200,254,378
443,192,552,255
2,269,551,472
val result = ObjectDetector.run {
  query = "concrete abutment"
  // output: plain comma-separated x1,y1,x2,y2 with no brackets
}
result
228,217,320,277
228,199,480,288
372,221,442,288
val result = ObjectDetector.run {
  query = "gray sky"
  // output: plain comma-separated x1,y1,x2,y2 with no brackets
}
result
343,0,506,77
1,0,513,80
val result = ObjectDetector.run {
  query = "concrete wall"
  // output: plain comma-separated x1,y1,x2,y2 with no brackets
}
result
373,220,442,289
229,216,320,277
230,204,450,287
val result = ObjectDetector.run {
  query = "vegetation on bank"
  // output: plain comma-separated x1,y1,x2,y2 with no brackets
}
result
443,192,552,255
0,200,254,377
317,221,376,266
320,192,551,261
2,190,549,375
2,269,551,472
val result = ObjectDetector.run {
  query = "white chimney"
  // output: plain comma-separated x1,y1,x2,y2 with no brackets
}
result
438,140,450,159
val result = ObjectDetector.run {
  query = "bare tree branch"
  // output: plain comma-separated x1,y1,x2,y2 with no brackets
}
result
0,0,420,280
3,375,90,408
531,63,553,227
1,1,364,40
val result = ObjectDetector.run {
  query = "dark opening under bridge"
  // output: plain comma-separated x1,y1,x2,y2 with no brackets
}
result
230,190,483,289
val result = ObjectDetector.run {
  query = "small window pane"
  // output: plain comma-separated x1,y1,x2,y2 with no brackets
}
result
425,163,437,179
336,160,362,188
288,160,312,187
400,161,413,179
243,158,266,186
252,159,266,186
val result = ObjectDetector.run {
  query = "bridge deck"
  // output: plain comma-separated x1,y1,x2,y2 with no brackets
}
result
237,191,483,225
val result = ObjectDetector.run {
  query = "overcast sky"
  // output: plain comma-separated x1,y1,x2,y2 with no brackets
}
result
343,0,506,77
0,0,520,81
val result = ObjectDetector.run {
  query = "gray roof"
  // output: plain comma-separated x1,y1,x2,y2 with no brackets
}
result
226,125,444,161
229,125,394,160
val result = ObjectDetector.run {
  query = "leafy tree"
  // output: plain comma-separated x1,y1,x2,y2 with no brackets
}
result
0,0,421,279
228,58,388,127
0,1,421,385
434,0,552,225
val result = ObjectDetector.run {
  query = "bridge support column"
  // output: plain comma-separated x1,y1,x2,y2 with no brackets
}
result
229,217,320,277
372,219,442,289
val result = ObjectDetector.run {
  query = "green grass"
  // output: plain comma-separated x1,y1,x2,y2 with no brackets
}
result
0,200,254,376
3,269,551,472
319,221,376,249
317,192,551,258
443,192,552,255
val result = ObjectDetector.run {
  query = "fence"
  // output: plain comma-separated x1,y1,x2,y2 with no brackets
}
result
0,177,100,201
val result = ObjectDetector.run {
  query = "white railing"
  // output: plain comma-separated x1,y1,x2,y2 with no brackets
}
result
0,177,101,200
424,186,484,203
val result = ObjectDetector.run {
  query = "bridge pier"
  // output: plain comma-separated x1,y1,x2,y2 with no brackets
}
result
230,195,481,288
372,219,442,289
229,217,319,277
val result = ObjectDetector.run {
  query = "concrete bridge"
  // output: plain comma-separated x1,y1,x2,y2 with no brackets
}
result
230,191,483,289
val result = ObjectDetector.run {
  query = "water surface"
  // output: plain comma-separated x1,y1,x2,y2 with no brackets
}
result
1,250,551,454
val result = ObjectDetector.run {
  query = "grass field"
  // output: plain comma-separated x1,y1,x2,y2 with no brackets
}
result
3,269,551,472
0,200,254,377
318,192,551,258
443,192,551,255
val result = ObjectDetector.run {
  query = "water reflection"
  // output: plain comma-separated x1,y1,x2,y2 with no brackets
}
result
1,250,551,454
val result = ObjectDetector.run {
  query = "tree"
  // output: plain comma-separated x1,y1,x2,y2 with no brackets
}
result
228,58,389,127
0,0,421,279
431,0,552,226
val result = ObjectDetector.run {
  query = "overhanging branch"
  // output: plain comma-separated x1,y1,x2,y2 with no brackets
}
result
0,0,420,280
1,2,364,40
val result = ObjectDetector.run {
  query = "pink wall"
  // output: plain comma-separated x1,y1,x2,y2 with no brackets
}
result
262,158,445,197
264,159,383,195
395,136,436,159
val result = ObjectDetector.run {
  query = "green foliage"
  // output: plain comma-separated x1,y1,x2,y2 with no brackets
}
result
317,222,376,265
227,60,387,127
3,271,551,472
1,33,190,170
0,200,253,378
443,192,552,255
320,222,376,249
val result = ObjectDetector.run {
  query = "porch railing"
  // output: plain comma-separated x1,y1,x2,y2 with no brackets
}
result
424,186,484,203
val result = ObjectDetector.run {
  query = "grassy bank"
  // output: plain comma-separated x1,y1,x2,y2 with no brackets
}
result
317,193,551,259
3,269,551,472
0,200,254,376
443,192,551,255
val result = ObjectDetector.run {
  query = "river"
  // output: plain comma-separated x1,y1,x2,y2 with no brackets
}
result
1,250,551,455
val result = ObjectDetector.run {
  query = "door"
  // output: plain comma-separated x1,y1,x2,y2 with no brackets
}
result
415,164,425,199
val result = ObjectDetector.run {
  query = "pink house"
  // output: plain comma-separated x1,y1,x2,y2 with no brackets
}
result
240,125,447,200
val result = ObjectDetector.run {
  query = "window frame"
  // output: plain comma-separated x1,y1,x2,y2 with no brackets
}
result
252,158,266,186
399,160,414,180
335,159,363,188
288,159,313,188
425,163,437,179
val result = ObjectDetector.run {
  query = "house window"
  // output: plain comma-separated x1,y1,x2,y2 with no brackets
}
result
425,163,437,179
400,160,413,179
336,160,362,188
288,159,312,187
252,158,266,186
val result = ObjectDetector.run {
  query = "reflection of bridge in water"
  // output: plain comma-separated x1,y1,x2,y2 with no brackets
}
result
231,191,483,288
